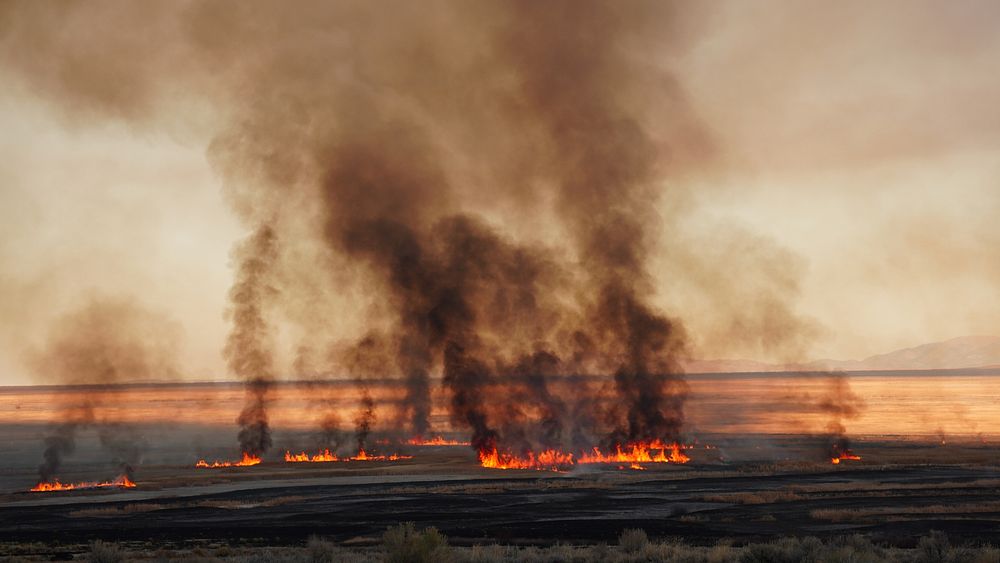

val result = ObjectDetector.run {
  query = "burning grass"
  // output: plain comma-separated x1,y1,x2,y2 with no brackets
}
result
406,436,471,446
283,449,413,463
478,448,574,471
195,453,262,468
478,440,691,472
30,475,136,493
831,451,863,464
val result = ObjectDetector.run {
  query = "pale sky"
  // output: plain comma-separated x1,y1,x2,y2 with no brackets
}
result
0,1,998,384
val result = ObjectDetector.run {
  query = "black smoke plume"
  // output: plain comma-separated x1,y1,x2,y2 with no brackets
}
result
226,225,278,457
2,1,751,457
816,373,866,460
354,391,376,453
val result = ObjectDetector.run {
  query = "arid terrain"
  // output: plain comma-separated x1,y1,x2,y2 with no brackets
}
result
2,432,999,561
1,375,999,560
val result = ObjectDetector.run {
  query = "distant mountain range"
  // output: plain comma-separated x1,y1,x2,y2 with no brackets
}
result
684,335,1000,374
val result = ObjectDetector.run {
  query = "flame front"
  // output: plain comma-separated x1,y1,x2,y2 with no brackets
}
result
285,449,339,462
577,441,690,464
195,452,262,468
407,436,471,446
283,449,413,463
30,475,136,493
831,452,862,464
479,441,691,471
478,448,575,471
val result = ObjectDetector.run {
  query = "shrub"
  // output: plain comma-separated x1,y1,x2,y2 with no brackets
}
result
618,529,649,554
739,537,815,563
591,542,611,562
307,536,337,563
966,546,1000,563
384,522,452,563
88,540,125,563
915,531,950,563
465,544,511,563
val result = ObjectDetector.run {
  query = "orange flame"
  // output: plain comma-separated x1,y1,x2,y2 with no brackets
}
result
478,447,575,471
479,441,691,471
30,475,136,492
831,452,862,464
578,441,690,464
407,436,471,446
285,449,340,462
195,452,262,468
349,448,412,461
283,449,413,463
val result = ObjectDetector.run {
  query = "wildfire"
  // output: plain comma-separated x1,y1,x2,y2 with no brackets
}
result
479,440,691,471
407,436,471,446
30,475,136,493
478,447,575,471
283,449,413,463
285,449,339,462
830,452,862,464
578,441,690,464
195,452,262,468
351,448,412,461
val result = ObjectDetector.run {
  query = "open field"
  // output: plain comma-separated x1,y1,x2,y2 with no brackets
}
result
1,376,998,559
1,436,999,561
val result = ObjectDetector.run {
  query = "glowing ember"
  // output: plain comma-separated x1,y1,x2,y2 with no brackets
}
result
283,449,413,463
30,475,136,492
479,441,691,471
407,436,471,446
195,452,262,468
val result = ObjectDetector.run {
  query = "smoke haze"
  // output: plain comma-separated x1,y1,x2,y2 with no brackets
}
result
1,1,997,457
30,297,180,481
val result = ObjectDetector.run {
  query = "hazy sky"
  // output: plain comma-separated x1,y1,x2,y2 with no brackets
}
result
1,1,998,385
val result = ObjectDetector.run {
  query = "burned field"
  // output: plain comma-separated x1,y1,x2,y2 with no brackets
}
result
2,434,999,553
2,1,1000,560
2,377,998,557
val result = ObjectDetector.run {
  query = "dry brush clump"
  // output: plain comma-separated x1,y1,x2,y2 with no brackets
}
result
618,528,650,554
87,540,126,563
12,531,999,562
383,523,452,563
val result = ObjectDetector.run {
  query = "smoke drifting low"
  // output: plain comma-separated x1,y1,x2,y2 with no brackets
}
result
1,1,819,457
30,297,179,481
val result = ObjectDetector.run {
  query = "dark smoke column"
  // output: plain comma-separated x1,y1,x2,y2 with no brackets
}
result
498,1,689,444
225,224,278,458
